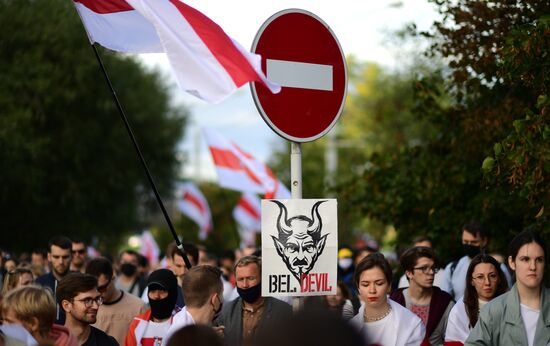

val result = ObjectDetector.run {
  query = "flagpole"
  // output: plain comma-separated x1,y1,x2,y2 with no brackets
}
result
90,44,192,269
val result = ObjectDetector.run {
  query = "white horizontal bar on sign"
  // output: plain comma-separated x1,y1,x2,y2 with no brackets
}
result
266,59,333,91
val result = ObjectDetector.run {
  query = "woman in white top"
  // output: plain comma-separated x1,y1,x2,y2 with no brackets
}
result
444,254,508,345
465,230,550,345
350,253,425,346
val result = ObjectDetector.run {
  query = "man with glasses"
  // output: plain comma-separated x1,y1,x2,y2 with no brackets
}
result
86,257,146,345
57,272,118,345
71,238,88,273
391,246,454,345
397,236,445,289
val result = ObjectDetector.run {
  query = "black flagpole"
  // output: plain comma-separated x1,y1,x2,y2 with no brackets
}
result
91,44,192,269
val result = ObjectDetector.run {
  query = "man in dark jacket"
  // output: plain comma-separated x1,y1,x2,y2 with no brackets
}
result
216,256,291,346
391,246,454,345
36,235,73,324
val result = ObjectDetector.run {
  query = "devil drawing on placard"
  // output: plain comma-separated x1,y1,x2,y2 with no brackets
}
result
270,200,328,283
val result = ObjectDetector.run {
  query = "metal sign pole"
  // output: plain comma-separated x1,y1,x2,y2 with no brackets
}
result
290,141,303,311
291,142,302,199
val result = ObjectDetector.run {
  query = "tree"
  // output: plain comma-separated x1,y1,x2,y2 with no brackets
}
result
0,0,188,253
268,58,436,246
482,16,550,216
336,0,550,262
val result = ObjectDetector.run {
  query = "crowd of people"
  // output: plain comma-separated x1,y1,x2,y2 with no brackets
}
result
0,222,548,346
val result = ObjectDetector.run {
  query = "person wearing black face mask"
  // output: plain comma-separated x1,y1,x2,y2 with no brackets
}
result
163,265,225,345
115,250,146,298
125,269,180,346
441,221,512,300
215,256,292,346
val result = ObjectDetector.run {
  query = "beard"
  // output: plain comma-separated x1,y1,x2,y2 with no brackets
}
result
53,264,70,277
74,311,97,324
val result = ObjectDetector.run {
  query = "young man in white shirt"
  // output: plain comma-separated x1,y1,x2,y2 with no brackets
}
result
163,265,224,345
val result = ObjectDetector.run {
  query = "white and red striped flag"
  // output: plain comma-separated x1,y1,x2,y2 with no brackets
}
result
140,230,160,267
233,193,262,233
73,0,280,103
233,193,261,247
74,0,162,53
177,183,212,240
203,128,290,198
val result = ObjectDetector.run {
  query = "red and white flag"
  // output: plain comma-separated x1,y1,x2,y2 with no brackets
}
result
233,193,261,233
73,0,280,103
177,183,212,240
140,230,160,267
233,193,261,247
74,0,162,53
203,128,290,198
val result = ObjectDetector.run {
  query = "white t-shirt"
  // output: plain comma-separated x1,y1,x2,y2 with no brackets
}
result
362,311,394,346
140,319,171,346
350,299,425,346
162,307,196,346
520,303,540,346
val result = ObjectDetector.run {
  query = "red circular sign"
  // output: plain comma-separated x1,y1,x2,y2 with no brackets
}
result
251,9,347,142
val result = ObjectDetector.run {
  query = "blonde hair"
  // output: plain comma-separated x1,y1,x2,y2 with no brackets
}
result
1,268,33,296
1,285,55,335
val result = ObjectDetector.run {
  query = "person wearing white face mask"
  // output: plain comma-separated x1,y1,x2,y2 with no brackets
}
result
338,247,356,296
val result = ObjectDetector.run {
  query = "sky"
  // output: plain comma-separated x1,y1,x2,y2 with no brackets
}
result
137,0,440,182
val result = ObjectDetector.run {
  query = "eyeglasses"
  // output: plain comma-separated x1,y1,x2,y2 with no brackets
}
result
472,273,498,283
73,249,86,255
97,277,112,293
413,266,439,274
74,296,103,307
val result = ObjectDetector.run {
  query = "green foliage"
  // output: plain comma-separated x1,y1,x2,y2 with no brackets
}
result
0,0,188,253
482,18,550,213
268,2,550,261
269,59,437,246
342,69,527,260
339,0,550,261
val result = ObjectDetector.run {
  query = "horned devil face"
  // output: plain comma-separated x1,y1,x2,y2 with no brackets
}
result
271,200,328,282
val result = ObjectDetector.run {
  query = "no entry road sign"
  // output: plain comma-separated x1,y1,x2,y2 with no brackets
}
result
251,9,347,143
